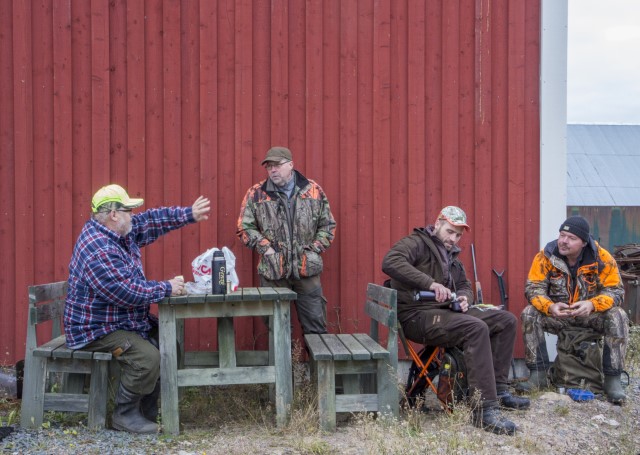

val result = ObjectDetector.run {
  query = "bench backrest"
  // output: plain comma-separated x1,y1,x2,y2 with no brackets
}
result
364,283,398,371
26,281,68,351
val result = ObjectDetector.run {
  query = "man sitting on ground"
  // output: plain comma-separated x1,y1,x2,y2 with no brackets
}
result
521,215,629,404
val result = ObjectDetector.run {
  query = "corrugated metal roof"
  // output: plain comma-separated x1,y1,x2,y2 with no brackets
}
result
568,124,640,206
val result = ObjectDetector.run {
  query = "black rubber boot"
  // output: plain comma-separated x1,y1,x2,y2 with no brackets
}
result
473,405,517,435
140,379,161,422
517,368,549,392
497,390,530,410
112,383,158,434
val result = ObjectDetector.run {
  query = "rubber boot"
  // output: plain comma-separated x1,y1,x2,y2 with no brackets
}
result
604,374,626,405
472,403,517,436
517,368,549,392
140,379,161,422
112,383,158,434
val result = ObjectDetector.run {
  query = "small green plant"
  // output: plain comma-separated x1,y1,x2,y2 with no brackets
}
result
553,403,570,416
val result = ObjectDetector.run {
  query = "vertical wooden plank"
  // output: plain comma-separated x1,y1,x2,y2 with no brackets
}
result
356,0,374,324
270,0,288,144
143,0,165,282
179,0,200,292
321,0,341,329
389,0,408,243
233,0,255,347
0,0,17,364
458,0,476,220
305,0,323,179
288,0,305,166
253,0,270,158
506,0,527,339
162,0,181,277
91,0,110,186
475,0,497,303
53,0,73,282
408,0,427,226
199,0,218,243
339,0,359,329
424,0,443,217
441,0,460,203
126,0,146,201
490,0,509,310
71,0,93,236
109,0,127,183
198,0,220,350
32,0,54,284
13,0,35,360
517,0,542,356
372,0,391,284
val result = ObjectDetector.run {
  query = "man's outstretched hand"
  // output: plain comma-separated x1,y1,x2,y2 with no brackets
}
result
192,196,211,222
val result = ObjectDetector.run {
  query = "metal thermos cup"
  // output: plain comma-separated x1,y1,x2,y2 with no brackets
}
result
414,291,437,301
212,251,227,294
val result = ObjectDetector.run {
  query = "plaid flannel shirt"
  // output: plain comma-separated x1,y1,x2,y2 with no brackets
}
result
64,206,194,348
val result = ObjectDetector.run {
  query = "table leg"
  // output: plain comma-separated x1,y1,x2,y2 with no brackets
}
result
218,317,237,368
273,299,292,427
159,305,180,434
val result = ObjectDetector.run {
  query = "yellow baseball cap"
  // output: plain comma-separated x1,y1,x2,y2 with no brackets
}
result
91,184,144,213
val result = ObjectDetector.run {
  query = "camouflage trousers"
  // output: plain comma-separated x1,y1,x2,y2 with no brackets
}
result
520,305,629,376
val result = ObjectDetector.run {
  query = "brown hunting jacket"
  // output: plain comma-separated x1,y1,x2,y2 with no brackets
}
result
382,227,473,326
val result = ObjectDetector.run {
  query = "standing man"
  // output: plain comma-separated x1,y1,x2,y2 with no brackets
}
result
521,215,628,404
64,184,211,433
237,146,336,334
382,206,529,436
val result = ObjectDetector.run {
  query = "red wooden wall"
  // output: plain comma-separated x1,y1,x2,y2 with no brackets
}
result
0,0,541,365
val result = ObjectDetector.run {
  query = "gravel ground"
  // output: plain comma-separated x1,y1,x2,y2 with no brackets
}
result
2,375,639,455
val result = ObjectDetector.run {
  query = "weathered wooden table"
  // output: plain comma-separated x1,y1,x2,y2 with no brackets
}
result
156,287,296,434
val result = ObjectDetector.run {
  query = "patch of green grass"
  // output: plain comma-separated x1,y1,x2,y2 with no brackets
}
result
553,404,570,416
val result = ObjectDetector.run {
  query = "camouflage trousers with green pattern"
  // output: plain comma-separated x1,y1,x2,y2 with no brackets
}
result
520,305,629,376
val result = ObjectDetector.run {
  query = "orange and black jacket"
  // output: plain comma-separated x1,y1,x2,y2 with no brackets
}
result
525,238,624,315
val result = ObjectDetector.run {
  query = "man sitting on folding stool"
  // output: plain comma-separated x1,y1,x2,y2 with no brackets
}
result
382,206,529,435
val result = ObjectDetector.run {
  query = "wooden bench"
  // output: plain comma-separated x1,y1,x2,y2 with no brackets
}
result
304,283,399,431
20,282,112,429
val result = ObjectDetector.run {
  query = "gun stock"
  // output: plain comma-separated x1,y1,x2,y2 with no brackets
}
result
471,244,484,305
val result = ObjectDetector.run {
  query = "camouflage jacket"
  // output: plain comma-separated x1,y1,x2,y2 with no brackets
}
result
525,238,624,314
236,170,336,281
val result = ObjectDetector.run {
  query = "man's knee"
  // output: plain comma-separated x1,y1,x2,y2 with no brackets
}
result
520,304,541,325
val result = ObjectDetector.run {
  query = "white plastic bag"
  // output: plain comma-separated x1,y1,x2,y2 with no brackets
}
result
186,246,240,294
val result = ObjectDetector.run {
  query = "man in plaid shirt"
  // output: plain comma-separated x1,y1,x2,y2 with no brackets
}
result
64,184,210,433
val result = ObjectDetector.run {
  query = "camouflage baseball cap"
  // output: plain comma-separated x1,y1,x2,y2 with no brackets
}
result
437,206,470,231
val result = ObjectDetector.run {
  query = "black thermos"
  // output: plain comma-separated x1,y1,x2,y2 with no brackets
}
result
212,250,227,294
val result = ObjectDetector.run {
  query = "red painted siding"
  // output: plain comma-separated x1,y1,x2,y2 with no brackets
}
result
0,0,540,364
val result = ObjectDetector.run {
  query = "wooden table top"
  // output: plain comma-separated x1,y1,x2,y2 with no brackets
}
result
158,286,297,305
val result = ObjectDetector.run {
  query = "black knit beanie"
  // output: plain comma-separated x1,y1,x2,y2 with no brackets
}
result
559,216,590,242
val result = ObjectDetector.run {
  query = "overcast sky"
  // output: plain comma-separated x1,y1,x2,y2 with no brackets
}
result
568,0,640,124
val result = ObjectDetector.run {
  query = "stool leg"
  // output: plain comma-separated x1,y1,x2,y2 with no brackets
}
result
317,359,336,431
